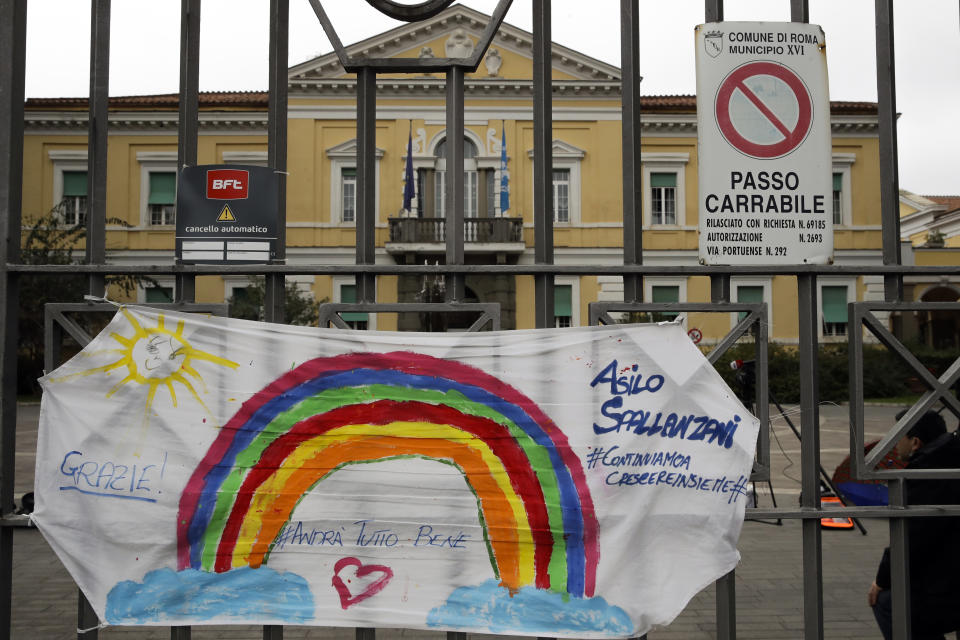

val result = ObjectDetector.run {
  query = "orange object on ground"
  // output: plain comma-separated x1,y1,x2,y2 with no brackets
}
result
820,495,854,529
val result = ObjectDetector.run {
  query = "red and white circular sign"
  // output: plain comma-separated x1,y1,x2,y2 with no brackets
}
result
687,328,703,344
715,61,813,159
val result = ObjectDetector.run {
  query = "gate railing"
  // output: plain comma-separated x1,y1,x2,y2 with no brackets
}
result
2,1,960,640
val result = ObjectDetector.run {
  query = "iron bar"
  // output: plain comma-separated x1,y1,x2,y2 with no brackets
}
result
532,0,554,328
791,0,809,23
715,570,735,640
81,3,112,635
77,593,98,639
888,479,910,640
170,626,191,640
177,0,200,171
875,0,902,302
6,263,960,277
705,0,722,23
175,0,200,306
621,0,642,303
797,274,823,640
264,0,289,326
444,66,465,301
86,0,110,298
710,275,730,303
355,68,377,303
0,1,25,637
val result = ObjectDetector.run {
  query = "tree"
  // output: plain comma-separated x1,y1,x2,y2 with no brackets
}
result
227,277,322,326
18,209,146,395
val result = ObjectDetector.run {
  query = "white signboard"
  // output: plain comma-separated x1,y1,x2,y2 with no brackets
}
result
696,22,833,265
34,307,759,638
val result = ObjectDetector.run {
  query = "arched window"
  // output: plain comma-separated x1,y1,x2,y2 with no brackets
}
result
416,135,495,219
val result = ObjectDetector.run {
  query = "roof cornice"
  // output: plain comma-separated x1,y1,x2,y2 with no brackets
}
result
288,4,621,83
25,110,267,133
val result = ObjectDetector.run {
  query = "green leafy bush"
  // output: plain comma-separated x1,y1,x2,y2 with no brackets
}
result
708,341,959,405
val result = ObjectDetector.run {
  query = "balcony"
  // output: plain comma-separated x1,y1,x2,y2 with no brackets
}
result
386,217,525,254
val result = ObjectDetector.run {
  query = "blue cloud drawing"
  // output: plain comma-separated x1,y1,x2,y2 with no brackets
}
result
427,580,633,636
106,566,314,624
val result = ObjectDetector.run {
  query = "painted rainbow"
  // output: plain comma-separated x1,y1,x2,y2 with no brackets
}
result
177,352,599,597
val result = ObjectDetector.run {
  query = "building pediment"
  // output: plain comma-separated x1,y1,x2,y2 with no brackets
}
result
288,5,620,85
526,139,586,159
326,139,385,158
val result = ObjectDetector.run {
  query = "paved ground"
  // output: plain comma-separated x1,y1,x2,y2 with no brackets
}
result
7,402,927,639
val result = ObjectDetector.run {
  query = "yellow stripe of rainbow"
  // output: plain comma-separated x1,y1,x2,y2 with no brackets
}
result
228,422,535,591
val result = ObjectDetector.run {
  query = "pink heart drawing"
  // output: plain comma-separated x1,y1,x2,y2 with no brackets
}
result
331,557,394,609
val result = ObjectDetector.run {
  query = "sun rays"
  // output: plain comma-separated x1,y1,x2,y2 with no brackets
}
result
51,308,238,427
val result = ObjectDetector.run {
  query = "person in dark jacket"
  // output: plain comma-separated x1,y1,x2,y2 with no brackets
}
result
868,410,960,640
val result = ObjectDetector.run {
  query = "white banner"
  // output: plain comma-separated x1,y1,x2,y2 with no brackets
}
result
35,307,758,638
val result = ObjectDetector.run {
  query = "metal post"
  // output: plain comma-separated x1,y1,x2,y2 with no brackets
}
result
875,0,902,301
177,0,200,173
262,625,283,640
86,0,110,299
80,3,111,634
888,479,911,640
716,569,736,640
790,0,809,23
77,593,98,639
170,626,191,640
264,0,289,326
705,0,723,23
444,66,465,302
712,271,735,640
875,4,907,636
711,275,731,303
532,0,554,328
621,0,642,303
798,274,823,640
175,0,200,305
355,68,377,304
0,2,25,638
789,6,825,637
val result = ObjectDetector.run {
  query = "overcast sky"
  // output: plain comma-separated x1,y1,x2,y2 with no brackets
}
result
22,0,959,195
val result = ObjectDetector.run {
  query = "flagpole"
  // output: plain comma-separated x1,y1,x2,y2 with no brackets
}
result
403,120,415,216
499,119,510,218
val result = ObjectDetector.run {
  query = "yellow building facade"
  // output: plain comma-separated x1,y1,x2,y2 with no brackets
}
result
22,6,887,342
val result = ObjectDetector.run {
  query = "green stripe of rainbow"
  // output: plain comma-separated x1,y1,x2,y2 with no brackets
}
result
198,385,568,590
177,352,598,598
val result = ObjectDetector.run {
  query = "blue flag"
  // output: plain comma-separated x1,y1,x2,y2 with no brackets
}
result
499,127,510,215
403,126,415,212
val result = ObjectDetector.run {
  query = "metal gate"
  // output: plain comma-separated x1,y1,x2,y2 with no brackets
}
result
2,1,959,639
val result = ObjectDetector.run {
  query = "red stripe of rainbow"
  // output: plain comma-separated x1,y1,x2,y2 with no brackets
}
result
176,352,598,597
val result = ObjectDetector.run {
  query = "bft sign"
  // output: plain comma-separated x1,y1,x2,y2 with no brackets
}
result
176,165,279,264
696,22,833,265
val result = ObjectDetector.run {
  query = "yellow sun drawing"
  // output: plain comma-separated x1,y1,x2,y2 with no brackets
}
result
53,307,238,421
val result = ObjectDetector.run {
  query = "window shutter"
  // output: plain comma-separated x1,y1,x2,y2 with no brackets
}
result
821,286,848,323
145,287,173,303
554,285,572,317
62,171,87,197
737,285,764,321
737,286,764,304
650,172,676,188
148,172,177,205
651,286,679,303
340,284,368,322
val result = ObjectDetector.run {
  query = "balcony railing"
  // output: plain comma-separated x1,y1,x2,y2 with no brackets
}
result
388,217,524,244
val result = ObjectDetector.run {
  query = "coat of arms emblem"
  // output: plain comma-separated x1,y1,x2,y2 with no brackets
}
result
704,31,723,58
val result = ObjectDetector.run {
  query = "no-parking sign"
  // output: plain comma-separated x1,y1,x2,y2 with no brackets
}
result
696,22,833,265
